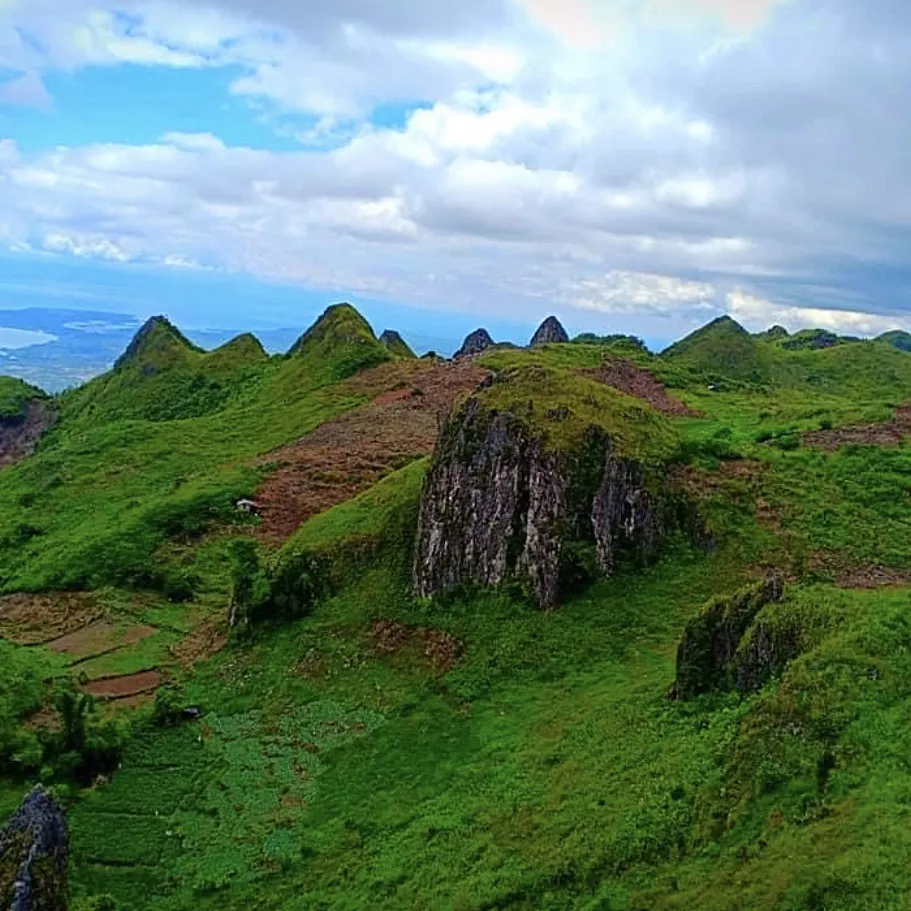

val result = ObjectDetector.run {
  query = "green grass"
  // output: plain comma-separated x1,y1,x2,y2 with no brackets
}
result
0,376,46,419
6,307,911,909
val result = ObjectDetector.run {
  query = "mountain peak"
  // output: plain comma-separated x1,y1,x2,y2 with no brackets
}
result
113,315,199,372
530,316,569,347
288,303,378,357
379,329,416,359
454,328,495,359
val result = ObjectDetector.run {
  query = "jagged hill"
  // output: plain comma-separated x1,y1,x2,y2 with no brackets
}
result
661,316,772,387
529,315,569,347
112,315,202,372
878,329,911,352
379,329,416,359
287,303,389,379
205,333,268,373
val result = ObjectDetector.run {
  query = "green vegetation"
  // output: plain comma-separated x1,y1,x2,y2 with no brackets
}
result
473,362,677,459
2,305,911,909
0,376,46,420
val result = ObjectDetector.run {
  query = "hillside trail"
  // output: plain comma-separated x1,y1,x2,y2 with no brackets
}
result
253,359,490,539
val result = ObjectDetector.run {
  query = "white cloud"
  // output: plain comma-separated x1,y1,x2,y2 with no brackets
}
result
2,0,911,340
726,290,911,336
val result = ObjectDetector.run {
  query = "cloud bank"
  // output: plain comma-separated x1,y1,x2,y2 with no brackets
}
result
3,0,911,337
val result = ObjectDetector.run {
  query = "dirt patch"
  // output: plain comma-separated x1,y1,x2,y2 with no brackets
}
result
0,401,56,469
370,619,463,672
84,670,164,700
0,592,103,645
809,551,911,589
582,359,700,416
254,359,489,538
171,614,228,668
670,459,781,530
47,621,156,659
803,404,911,451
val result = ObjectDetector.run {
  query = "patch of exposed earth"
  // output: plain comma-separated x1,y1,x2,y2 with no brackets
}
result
254,359,489,538
803,403,911,451
84,669,164,700
669,459,781,527
171,614,228,668
0,591,103,645
0,401,56,469
48,621,157,661
370,619,463,672
809,551,911,589
582,358,701,417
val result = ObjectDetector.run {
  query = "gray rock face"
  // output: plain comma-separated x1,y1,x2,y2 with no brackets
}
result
734,616,802,694
669,573,784,700
454,329,495,359
529,316,569,347
0,787,69,911
412,398,666,608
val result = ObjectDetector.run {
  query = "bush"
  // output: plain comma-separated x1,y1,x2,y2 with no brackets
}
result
228,539,327,631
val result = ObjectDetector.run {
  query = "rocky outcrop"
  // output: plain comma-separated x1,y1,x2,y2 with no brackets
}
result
0,787,69,911
530,316,569,347
0,403,55,470
454,329,495,359
413,397,666,608
734,615,802,694
669,574,784,700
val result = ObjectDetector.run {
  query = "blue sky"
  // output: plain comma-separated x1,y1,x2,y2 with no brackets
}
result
3,0,911,346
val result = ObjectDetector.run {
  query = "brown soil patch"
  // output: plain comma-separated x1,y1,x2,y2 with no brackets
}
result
171,614,228,668
809,551,911,589
22,702,62,734
582,359,700,416
370,619,463,672
254,359,489,538
670,459,781,530
0,592,103,645
47,621,156,658
803,403,911,451
0,401,56,469
84,670,163,700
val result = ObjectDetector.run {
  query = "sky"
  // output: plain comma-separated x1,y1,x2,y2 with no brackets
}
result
3,0,911,348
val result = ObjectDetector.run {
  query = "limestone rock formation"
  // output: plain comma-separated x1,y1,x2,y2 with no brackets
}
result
0,787,69,911
413,393,668,608
530,316,569,347
454,329,495,359
734,614,803,694
669,573,784,700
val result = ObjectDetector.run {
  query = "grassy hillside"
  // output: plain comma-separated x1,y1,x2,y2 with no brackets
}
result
1,309,911,910
0,376,46,420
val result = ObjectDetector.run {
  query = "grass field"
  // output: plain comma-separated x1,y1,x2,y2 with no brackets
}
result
3,311,911,909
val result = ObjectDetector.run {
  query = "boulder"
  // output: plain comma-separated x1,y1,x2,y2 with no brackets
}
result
0,787,69,911
529,316,569,347
454,329,495,359
669,574,784,700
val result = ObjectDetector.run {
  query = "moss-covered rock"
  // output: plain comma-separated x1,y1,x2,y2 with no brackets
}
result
669,574,784,700
413,367,680,607
0,786,68,911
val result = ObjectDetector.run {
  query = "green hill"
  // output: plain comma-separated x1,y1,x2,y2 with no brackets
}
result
661,315,772,387
2,310,911,910
878,329,911,352
379,329,416,359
